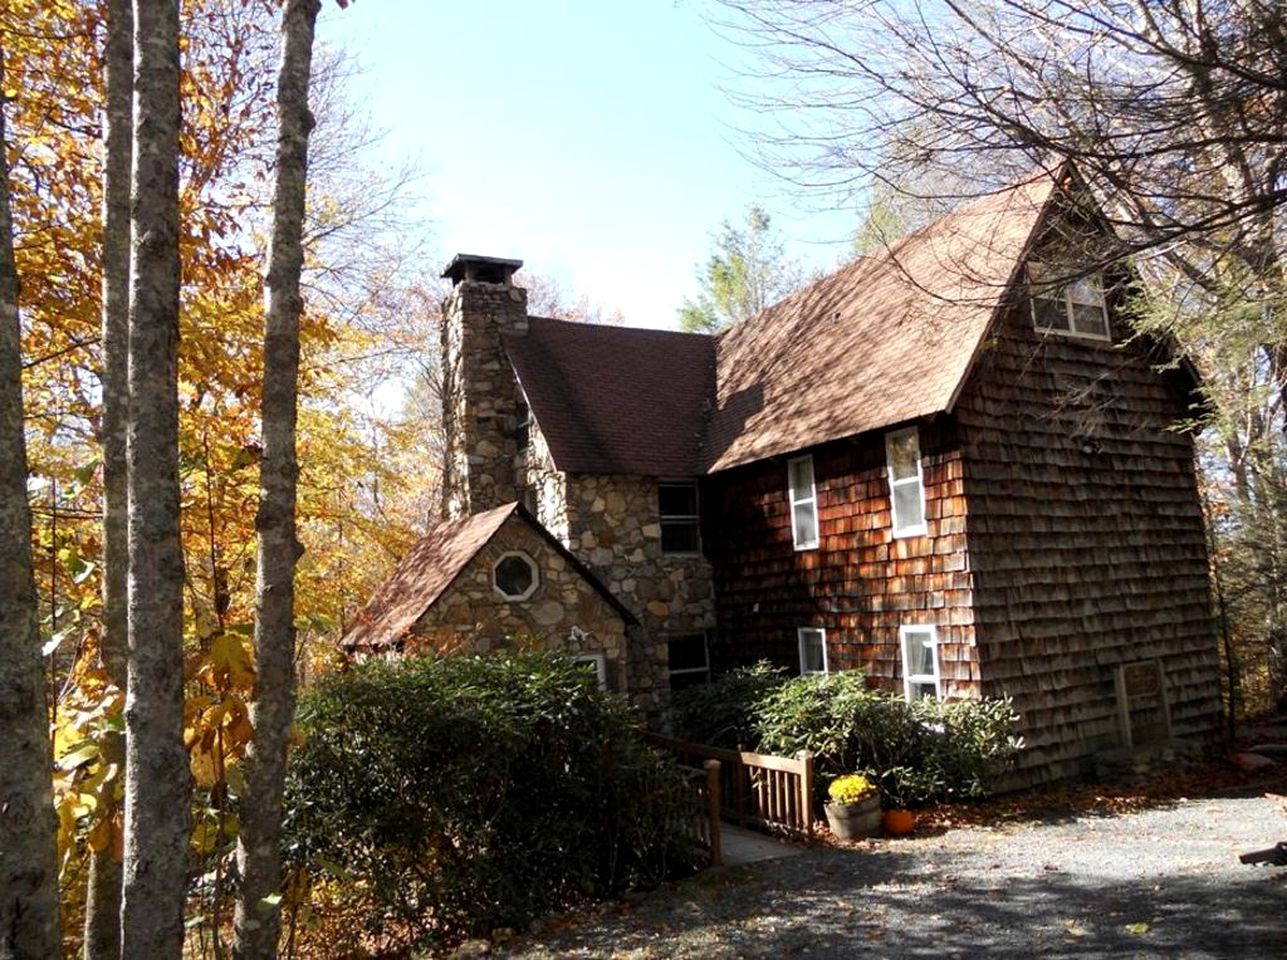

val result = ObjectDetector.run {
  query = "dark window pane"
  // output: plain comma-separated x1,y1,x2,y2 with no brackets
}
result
670,671,710,692
494,554,535,598
887,430,920,481
793,502,818,545
661,520,700,554
789,456,814,496
668,634,708,672
1032,296,1069,331
515,401,530,451
658,482,698,517
1071,303,1108,338
799,629,825,673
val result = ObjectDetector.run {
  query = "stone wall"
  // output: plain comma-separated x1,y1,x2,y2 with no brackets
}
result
440,277,528,519
405,513,633,698
563,473,718,718
519,414,568,544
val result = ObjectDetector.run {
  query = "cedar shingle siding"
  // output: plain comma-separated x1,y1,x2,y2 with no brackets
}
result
707,421,982,695
956,308,1220,784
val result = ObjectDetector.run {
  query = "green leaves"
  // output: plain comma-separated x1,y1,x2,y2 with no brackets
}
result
283,652,697,954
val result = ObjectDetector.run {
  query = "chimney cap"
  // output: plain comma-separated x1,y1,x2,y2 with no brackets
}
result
441,253,524,287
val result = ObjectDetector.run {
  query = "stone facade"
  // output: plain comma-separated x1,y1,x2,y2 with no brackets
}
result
404,512,633,697
441,265,528,519
519,414,717,717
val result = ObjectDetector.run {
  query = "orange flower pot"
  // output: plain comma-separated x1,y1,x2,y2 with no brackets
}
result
883,809,915,836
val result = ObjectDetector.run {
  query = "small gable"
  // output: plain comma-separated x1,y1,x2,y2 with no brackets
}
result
340,502,634,656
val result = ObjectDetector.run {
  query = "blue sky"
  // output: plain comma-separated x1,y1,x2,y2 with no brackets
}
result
318,0,857,328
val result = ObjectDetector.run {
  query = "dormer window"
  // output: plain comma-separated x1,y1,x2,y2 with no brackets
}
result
1028,263,1110,341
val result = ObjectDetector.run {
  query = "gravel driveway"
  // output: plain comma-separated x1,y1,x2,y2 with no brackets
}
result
495,790,1286,959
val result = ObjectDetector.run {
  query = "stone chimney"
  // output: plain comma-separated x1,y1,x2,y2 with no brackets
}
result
440,253,529,520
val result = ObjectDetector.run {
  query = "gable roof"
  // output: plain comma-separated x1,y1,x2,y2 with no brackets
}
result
500,166,1067,477
504,317,715,475
705,169,1062,471
340,502,636,651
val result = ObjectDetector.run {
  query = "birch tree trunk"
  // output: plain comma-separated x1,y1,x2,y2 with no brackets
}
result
0,46,63,960
84,2,132,955
233,1,320,956
120,1,188,955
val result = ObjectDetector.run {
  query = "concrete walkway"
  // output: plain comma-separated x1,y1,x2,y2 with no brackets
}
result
719,823,808,864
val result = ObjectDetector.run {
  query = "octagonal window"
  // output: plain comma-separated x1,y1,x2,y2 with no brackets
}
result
492,551,539,601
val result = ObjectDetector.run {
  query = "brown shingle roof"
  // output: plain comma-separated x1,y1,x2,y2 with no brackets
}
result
339,502,636,652
502,167,1062,477
704,169,1061,472
504,317,715,476
340,503,518,651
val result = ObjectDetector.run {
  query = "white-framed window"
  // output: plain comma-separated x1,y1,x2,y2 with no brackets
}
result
1028,263,1111,341
492,551,539,601
666,632,710,691
899,625,940,702
797,626,828,676
788,455,819,550
659,481,701,555
885,427,926,538
572,652,608,691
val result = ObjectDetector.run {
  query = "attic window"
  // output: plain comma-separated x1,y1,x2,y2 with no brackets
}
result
659,481,701,555
1028,264,1111,341
492,551,539,601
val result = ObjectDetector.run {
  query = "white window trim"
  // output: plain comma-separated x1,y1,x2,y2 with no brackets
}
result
797,626,829,676
1028,263,1112,342
788,454,820,551
899,624,941,702
491,550,540,602
666,632,710,685
659,480,702,556
571,652,608,691
885,427,927,538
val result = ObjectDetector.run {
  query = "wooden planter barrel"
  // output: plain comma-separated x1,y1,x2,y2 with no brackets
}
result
824,796,882,840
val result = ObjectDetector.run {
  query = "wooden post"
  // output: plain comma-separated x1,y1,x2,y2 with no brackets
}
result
704,759,722,867
797,750,814,839
1114,664,1133,751
1155,659,1174,739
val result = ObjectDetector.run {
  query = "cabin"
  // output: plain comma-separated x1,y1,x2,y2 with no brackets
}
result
342,165,1221,787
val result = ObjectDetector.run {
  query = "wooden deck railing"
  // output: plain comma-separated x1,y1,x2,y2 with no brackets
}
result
676,760,723,866
642,731,815,839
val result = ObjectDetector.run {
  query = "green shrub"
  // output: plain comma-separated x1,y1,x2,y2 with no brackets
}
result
754,673,1021,808
670,661,787,747
283,652,698,954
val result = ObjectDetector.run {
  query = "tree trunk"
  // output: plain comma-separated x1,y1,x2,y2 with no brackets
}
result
120,1,188,956
233,2,320,957
84,2,132,956
0,45,63,960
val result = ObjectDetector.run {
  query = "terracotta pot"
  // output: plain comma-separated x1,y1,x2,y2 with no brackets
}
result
824,796,883,840
883,808,915,836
